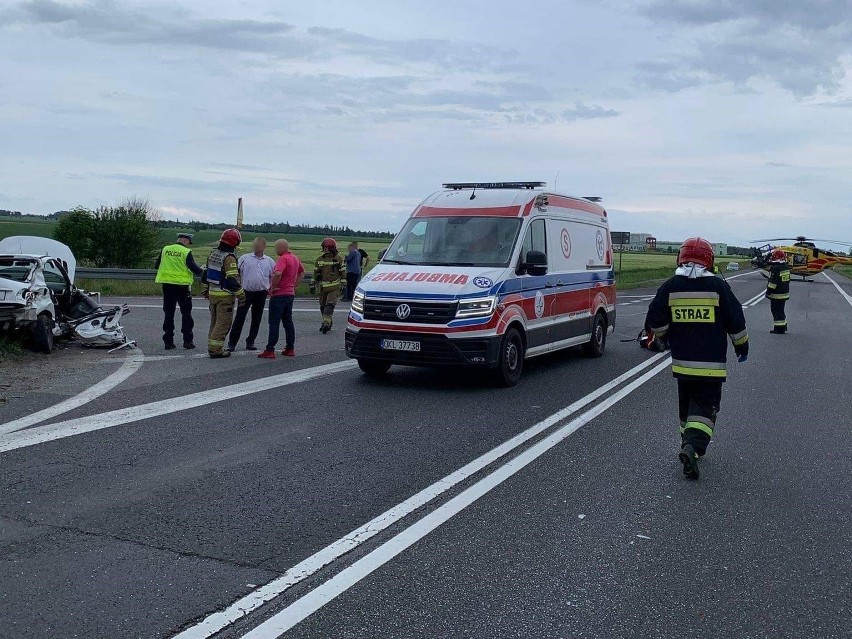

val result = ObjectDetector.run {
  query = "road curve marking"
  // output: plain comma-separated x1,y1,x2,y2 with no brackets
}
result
0,360,356,454
239,357,674,639
170,352,670,639
0,347,146,435
824,271,852,308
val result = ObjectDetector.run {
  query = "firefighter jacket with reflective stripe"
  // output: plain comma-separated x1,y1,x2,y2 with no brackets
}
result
313,251,345,290
155,244,194,285
645,275,748,381
206,249,244,298
766,263,791,300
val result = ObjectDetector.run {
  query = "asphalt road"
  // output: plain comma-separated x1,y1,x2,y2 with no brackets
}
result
0,269,850,639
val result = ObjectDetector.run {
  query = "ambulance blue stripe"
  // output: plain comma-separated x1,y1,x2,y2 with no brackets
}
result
359,270,613,301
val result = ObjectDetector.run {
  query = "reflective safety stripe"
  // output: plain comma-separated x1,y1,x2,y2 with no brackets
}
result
672,359,726,378
669,292,720,302
209,290,235,297
649,323,669,334
321,280,342,289
684,419,714,437
669,297,719,307
316,261,339,266
773,320,788,326
767,282,777,289
729,329,749,346
768,293,789,300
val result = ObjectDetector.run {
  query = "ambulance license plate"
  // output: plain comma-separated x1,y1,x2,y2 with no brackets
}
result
380,339,421,352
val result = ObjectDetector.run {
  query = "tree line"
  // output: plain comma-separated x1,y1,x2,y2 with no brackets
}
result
157,219,393,239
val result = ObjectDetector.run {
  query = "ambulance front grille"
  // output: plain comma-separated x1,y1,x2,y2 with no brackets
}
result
363,299,458,324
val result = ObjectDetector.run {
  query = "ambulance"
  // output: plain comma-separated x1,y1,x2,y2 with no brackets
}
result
345,182,616,386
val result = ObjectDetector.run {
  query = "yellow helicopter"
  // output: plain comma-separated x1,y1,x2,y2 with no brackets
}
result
751,236,852,281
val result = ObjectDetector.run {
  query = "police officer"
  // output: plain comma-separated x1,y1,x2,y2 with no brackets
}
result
311,238,345,334
645,238,749,480
154,232,204,350
766,248,790,334
204,229,246,358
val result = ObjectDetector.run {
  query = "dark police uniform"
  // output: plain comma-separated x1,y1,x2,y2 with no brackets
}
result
154,241,203,348
766,262,791,333
646,274,749,457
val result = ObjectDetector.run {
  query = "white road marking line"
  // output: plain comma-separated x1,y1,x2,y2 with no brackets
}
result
724,269,758,281
240,357,673,639
824,271,852,308
741,290,765,308
0,348,146,435
170,351,669,639
0,360,356,454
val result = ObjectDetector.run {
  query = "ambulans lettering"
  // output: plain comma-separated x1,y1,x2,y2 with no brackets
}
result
370,271,469,285
672,306,716,323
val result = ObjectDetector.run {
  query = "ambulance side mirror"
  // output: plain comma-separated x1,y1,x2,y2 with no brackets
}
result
378,248,388,261
523,250,548,276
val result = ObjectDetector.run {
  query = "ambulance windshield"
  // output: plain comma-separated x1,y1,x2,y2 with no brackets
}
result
384,216,521,267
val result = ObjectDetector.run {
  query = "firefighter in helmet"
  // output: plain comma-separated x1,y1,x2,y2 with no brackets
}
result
204,228,246,358
766,248,790,334
310,238,345,333
645,238,749,480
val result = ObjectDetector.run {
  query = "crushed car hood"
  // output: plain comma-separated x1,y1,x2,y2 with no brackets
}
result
0,236,76,281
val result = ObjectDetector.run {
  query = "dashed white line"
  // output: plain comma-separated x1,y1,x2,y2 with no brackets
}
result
0,347,146,435
170,351,670,639
239,357,674,639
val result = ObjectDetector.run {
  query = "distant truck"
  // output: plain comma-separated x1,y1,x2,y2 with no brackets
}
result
345,182,616,386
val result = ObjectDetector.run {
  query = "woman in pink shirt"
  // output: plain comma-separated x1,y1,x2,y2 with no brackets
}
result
259,239,305,358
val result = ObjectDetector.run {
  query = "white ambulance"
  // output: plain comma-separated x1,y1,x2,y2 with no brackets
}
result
345,182,616,386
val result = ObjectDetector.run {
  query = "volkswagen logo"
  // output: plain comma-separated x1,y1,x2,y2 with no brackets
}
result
395,303,412,320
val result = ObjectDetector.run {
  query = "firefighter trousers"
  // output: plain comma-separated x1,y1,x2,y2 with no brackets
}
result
318,286,340,328
677,378,723,457
208,295,236,355
770,298,787,333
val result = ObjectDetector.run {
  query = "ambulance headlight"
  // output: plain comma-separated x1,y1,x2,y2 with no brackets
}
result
456,296,496,318
351,290,365,314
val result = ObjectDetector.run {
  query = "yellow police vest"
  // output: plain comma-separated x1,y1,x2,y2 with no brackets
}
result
155,244,194,285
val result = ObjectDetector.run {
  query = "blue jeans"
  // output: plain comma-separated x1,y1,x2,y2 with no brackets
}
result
266,295,295,351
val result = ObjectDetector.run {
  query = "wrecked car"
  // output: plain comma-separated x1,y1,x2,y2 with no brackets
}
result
0,236,130,352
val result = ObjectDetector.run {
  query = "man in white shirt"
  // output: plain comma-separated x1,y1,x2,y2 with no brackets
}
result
227,237,275,351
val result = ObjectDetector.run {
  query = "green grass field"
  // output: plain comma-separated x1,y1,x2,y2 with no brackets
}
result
834,265,852,280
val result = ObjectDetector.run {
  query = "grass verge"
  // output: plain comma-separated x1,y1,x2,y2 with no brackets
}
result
0,334,23,361
833,266,852,280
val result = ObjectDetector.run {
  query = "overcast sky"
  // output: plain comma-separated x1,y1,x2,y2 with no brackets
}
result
1,0,851,245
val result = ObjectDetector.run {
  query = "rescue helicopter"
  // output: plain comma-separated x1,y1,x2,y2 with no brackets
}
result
750,236,852,281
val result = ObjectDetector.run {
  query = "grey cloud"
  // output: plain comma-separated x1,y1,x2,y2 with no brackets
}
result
104,173,261,192
561,102,620,121
633,0,852,95
1,1,521,73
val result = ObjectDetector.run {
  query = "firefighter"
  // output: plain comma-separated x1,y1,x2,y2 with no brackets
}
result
766,248,790,334
154,232,204,350
645,237,749,480
204,228,246,358
310,238,345,334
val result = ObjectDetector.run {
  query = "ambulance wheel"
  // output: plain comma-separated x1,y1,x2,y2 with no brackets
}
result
32,313,55,354
495,327,524,387
582,312,607,358
358,359,391,376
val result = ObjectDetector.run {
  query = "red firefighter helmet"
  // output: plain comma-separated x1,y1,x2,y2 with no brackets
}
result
677,237,715,270
770,248,787,262
321,237,337,251
219,228,242,248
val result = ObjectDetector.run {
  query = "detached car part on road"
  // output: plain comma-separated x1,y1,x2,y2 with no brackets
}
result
0,236,130,353
346,182,616,386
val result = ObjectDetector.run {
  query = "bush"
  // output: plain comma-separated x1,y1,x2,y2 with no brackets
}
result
53,197,161,268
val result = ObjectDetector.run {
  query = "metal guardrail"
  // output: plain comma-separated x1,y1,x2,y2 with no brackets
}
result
75,267,314,283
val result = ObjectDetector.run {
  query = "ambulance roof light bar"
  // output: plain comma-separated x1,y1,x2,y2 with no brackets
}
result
583,196,603,202
442,181,546,190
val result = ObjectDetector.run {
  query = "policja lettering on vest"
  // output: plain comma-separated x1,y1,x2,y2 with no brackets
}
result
154,232,204,350
203,228,246,358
